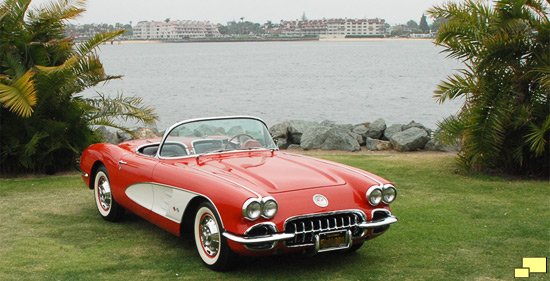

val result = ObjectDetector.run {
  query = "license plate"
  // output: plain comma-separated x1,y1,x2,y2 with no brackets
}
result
319,230,348,251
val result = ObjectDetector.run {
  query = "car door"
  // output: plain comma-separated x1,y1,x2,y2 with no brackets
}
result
114,153,159,217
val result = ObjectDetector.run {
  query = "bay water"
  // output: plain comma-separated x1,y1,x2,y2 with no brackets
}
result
85,40,463,130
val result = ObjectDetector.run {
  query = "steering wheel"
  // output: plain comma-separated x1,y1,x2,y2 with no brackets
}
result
225,133,255,149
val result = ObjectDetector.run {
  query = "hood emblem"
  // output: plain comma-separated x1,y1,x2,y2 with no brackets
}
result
313,194,328,207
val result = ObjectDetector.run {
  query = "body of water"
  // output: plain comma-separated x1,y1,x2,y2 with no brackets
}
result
85,40,463,130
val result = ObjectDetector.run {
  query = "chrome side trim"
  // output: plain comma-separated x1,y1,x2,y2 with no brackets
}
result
135,142,161,157
223,232,295,244
124,182,224,228
357,216,398,229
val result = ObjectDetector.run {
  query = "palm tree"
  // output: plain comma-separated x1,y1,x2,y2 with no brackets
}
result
0,0,158,173
428,0,549,176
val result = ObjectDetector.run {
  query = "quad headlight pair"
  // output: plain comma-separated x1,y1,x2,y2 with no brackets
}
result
366,184,397,206
242,197,278,220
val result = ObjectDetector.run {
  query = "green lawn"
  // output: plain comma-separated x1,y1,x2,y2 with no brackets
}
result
1,153,548,280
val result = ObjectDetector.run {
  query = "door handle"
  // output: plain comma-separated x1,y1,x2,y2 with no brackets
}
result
118,160,128,165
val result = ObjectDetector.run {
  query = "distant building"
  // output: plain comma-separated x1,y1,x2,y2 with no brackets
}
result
133,20,221,40
269,18,386,38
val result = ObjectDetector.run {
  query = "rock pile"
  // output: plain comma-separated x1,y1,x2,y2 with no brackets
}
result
269,119,456,152
96,119,458,152
96,126,161,144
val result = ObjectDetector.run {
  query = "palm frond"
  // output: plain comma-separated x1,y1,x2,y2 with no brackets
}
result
436,115,466,145
75,30,125,58
0,69,37,117
524,115,550,156
434,68,476,103
30,0,85,22
80,92,158,127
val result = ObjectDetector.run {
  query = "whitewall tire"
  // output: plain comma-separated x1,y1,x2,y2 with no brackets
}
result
93,165,124,221
194,202,236,271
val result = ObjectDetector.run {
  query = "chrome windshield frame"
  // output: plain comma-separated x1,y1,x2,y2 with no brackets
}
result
156,116,278,160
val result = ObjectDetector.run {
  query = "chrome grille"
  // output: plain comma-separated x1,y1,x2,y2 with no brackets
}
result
284,211,365,247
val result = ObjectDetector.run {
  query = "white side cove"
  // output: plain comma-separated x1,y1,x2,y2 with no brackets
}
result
125,183,198,223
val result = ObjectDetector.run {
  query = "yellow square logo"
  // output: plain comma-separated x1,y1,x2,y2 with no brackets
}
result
515,268,530,278
523,257,547,273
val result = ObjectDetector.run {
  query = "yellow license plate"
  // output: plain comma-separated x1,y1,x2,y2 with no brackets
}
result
319,231,347,250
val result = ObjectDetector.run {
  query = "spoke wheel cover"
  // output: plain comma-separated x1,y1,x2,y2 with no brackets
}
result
194,206,222,265
94,171,112,216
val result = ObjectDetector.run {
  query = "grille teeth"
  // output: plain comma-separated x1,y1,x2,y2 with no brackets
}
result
284,212,365,247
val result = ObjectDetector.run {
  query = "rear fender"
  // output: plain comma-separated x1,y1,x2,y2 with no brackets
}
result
80,143,126,189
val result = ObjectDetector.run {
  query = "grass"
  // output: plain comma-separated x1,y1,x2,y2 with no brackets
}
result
1,153,548,280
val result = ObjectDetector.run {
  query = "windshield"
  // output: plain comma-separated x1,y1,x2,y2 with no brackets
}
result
159,117,277,157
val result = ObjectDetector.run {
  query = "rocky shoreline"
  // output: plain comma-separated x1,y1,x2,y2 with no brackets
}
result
268,119,457,152
97,118,457,153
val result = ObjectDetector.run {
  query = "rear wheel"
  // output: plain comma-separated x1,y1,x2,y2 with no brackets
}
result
194,202,236,271
94,165,125,221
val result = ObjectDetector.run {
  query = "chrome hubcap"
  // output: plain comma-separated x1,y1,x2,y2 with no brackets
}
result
97,176,111,211
200,214,220,257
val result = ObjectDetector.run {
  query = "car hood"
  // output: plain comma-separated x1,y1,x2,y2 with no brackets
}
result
194,152,347,194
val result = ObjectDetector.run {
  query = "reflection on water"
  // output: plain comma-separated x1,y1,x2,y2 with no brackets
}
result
84,40,463,130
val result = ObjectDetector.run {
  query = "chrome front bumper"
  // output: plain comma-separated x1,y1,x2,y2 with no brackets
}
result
223,215,398,245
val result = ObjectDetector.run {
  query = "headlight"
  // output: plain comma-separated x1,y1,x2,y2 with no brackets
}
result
366,185,383,206
242,197,279,220
382,184,397,204
242,198,261,220
261,197,278,219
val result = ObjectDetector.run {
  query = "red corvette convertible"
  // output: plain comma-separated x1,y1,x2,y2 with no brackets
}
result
80,116,398,271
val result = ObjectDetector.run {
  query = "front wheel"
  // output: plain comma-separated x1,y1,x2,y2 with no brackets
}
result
347,241,364,252
194,202,236,271
94,165,125,222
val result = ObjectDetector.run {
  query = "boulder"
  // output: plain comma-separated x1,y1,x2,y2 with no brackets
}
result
350,131,364,146
403,120,431,135
424,137,460,152
133,127,161,139
321,127,361,152
352,124,368,145
276,138,290,149
269,121,291,148
300,125,332,150
320,120,336,127
97,126,118,144
269,121,290,139
383,124,403,140
366,137,392,151
365,118,387,139
117,131,132,143
390,127,430,151
287,144,302,150
352,124,368,136
288,120,319,144
423,138,444,151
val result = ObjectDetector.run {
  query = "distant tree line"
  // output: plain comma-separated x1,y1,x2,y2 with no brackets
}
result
65,23,133,40
217,21,265,36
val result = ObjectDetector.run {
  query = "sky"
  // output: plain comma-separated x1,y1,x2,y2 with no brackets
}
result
28,0,460,26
